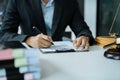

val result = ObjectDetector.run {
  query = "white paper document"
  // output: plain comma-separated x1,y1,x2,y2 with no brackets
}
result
40,41,88,53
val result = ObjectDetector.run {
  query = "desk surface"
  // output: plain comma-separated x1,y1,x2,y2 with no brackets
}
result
39,45,120,80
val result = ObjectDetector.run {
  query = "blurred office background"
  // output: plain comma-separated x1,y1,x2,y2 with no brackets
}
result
0,0,120,39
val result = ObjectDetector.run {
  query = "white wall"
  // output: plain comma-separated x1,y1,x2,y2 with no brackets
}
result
84,0,97,37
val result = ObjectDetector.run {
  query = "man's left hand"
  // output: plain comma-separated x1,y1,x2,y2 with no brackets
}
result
73,36,90,50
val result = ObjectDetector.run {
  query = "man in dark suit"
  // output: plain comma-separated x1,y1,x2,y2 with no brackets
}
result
0,0,94,49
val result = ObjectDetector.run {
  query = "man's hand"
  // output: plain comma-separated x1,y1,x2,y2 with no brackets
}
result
25,33,53,48
73,36,90,50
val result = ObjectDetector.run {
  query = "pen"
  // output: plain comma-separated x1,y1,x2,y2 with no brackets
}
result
33,26,41,33
33,26,54,45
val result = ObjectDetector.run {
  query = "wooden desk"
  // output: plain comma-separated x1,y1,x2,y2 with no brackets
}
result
39,45,120,80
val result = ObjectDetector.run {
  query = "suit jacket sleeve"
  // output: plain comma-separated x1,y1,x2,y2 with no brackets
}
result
0,0,28,42
69,0,95,45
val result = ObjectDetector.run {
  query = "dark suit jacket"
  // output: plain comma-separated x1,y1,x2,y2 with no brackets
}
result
0,0,94,44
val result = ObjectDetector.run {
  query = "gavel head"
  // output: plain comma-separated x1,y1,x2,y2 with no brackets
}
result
104,34,120,60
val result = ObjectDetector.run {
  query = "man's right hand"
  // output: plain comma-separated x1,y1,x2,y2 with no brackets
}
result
25,33,53,48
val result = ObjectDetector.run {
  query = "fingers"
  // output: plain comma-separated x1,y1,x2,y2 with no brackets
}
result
25,34,53,48
73,36,89,50
36,34,53,48
84,42,89,50
73,37,82,48
40,33,52,42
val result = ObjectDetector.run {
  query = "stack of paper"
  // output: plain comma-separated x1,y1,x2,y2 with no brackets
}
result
40,41,89,53
0,48,41,80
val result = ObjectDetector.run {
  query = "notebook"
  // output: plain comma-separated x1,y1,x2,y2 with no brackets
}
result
40,41,89,53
